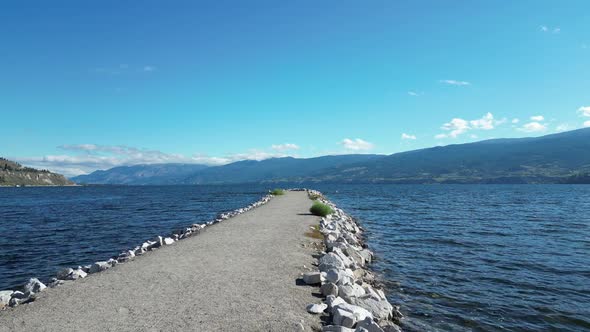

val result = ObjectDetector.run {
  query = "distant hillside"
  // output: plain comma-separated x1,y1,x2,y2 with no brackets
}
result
72,163,209,185
184,155,383,184
70,128,590,185
310,128,590,183
0,158,73,186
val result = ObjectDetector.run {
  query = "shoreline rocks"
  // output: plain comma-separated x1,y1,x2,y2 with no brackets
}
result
300,189,403,332
0,192,275,311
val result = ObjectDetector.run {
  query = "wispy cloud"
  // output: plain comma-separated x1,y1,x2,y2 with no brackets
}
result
17,144,299,177
530,115,545,122
519,122,547,133
91,64,156,75
439,79,470,86
512,118,520,124
401,133,417,140
578,106,590,117
271,143,300,152
540,25,560,34
584,121,590,128
408,91,423,97
555,123,570,132
340,138,374,151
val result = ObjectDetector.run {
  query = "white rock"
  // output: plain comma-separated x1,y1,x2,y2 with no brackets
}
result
0,290,13,308
24,278,46,294
306,303,328,314
326,269,340,284
48,278,64,288
322,326,354,332
163,237,175,245
380,321,402,332
152,236,163,247
11,291,26,299
325,295,347,310
88,261,110,274
339,283,366,302
333,303,373,328
66,268,87,280
57,268,74,280
355,317,384,332
350,297,393,321
319,253,346,272
302,271,322,285
332,248,354,268
320,282,339,297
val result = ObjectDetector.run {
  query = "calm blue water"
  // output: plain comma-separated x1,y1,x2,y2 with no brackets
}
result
1,185,589,331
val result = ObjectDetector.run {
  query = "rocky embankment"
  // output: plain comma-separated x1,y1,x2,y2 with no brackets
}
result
0,193,274,310
0,158,73,186
299,189,403,332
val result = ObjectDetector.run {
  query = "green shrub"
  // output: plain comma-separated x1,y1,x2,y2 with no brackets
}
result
309,201,333,217
270,188,285,195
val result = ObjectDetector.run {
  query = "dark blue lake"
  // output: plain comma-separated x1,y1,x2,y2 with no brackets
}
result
1,184,589,331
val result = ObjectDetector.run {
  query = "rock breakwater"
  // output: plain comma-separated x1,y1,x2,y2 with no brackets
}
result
298,189,403,332
0,193,274,311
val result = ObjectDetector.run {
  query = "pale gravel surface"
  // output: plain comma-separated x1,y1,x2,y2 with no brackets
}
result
0,191,323,332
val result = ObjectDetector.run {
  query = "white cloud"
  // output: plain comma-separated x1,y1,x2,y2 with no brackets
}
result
470,112,496,130
530,115,545,121
439,80,471,86
441,118,470,138
18,144,299,177
512,118,520,124
578,106,590,117
540,25,560,34
408,91,423,97
143,65,155,72
470,134,478,139
519,122,547,133
271,143,300,152
401,133,416,140
341,138,374,151
584,121,590,128
438,112,506,139
555,123,570,132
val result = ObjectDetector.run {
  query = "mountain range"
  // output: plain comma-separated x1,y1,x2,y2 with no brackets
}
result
71,128,590,185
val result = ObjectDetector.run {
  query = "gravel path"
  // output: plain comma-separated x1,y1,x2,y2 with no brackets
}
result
0,191,323,332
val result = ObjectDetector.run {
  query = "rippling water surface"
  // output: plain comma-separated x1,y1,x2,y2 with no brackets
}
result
1,184,589,331
315,184,590,332
0,185,266,291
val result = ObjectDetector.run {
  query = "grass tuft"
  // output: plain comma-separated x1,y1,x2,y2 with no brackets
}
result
308,193,322,200
304,225,324,239
270,188,285,195
309,201,333,217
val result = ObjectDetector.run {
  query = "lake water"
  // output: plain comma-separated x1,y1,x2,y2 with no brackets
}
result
317,184,590,332
1,184,589,331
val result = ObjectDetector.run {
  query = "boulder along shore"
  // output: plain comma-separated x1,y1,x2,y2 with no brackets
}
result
297,189,403,332
0,193,274,310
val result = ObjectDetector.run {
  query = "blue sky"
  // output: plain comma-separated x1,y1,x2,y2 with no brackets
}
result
2,1,589,176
